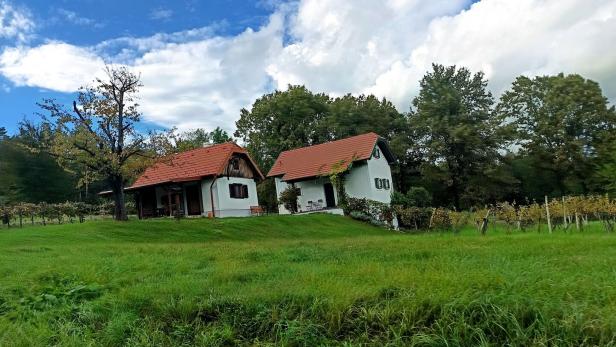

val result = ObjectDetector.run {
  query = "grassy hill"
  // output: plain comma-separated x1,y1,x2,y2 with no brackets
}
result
1,214,616,346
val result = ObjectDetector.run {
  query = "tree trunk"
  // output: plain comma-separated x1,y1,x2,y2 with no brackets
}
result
111,177,128,221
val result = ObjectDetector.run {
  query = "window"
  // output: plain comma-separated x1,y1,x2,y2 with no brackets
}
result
375,178,391,190
229,183,249,199
375,178,382,189
383,179,391,190
231,158,240,171
373,147,381,159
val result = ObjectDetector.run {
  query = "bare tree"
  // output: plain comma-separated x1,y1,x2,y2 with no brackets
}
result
31,66,151,221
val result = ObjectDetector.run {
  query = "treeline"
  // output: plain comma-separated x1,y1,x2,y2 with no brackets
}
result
2,63,616,213
235,65,616,210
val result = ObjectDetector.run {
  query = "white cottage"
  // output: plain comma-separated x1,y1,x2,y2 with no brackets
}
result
268,132,396,214
126,142,264,218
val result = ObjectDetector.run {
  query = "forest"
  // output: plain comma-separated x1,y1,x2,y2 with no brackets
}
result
1,63,615,212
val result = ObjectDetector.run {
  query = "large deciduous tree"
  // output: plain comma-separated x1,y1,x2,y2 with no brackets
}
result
409,64,512,209
497,73,616,196
235,85,330,171
32,67,151,221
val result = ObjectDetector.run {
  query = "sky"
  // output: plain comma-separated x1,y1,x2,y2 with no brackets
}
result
1,0,615,135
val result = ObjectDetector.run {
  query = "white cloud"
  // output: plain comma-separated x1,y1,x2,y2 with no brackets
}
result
0,0,34,42
1,0,616,133
149,7,173,21
57,9,104,28
0,42,105,92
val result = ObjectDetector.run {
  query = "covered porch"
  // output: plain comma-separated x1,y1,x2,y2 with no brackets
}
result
131,180,203,219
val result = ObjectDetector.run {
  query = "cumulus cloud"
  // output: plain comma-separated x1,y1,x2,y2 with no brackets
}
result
1,0,615,132
0,42,105,92
0,0,34,42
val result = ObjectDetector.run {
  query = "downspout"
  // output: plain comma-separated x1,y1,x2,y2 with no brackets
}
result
210,176,219,218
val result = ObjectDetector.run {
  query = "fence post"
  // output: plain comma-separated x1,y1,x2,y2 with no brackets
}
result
562,196,567,230
545,195,552,234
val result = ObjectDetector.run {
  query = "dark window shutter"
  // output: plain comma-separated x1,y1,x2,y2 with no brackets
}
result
384,179,390,190
375,178,382,189
229,184,234,198
242,185,248,198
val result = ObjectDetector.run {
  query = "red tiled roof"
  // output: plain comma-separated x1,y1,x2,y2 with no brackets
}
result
267,132,390,181
128,142,263,190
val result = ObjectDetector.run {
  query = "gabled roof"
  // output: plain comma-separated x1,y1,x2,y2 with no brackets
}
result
267,132,395,182
128,142,263,190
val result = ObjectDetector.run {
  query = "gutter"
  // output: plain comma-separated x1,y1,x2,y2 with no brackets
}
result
210,176,219,218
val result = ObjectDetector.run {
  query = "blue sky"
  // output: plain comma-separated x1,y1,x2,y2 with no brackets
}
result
0,0,274,133
1,0,615,135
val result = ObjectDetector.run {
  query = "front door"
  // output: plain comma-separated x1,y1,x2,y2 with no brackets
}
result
324,183,336,208
185,185,202,215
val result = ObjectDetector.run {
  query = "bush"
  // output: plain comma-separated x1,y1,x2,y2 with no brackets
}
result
394,206,432,230
278,186,301,213
345,197,394,228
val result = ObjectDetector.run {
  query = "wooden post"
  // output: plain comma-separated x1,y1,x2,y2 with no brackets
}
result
175,193,181,218
562,196,567,229
167,189,172,217
545,196,552,234
479,209,490,236
138,192,143,220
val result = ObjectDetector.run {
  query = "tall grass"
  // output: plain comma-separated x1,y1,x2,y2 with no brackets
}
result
1,214,615,346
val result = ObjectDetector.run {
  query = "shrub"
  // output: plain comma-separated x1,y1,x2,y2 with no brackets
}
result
279,186,301,213
345,197,394,228
394,206,432,230
390,191,409,207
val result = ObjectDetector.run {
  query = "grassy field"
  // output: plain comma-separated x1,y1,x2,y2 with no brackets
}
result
1,214,616,346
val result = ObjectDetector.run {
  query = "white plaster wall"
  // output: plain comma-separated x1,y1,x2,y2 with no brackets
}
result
342,143,393,204
201,178,214,216
365,143,394,203
296,177,337,212
275,176,292,214
344,161,371,200
214,177,259,217
276,177,339,213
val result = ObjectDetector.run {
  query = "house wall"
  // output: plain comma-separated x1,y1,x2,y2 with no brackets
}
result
275,177,338,214
201,176,258,217
364,142,394,203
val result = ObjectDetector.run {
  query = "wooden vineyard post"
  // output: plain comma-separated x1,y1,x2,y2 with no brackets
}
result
562,196,567,230
480,209,490,236
545,196,552,234
428,208,436,230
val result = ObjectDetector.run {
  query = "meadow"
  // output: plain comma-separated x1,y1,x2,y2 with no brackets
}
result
1,214,616,346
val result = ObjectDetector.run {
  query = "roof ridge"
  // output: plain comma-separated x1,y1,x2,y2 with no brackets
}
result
279,132,378,155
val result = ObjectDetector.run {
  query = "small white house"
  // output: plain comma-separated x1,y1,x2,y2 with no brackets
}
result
125,142,264,218
267,132,396,214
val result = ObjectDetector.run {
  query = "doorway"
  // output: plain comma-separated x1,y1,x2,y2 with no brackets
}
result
185,185,202,215
323,183,336,208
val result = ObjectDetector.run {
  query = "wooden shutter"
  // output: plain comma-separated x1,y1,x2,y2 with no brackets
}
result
242,185,249,199
384,179,390,190
375,178,382,189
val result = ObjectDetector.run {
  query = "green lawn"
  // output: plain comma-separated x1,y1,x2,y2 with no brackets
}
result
1,214,615,346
